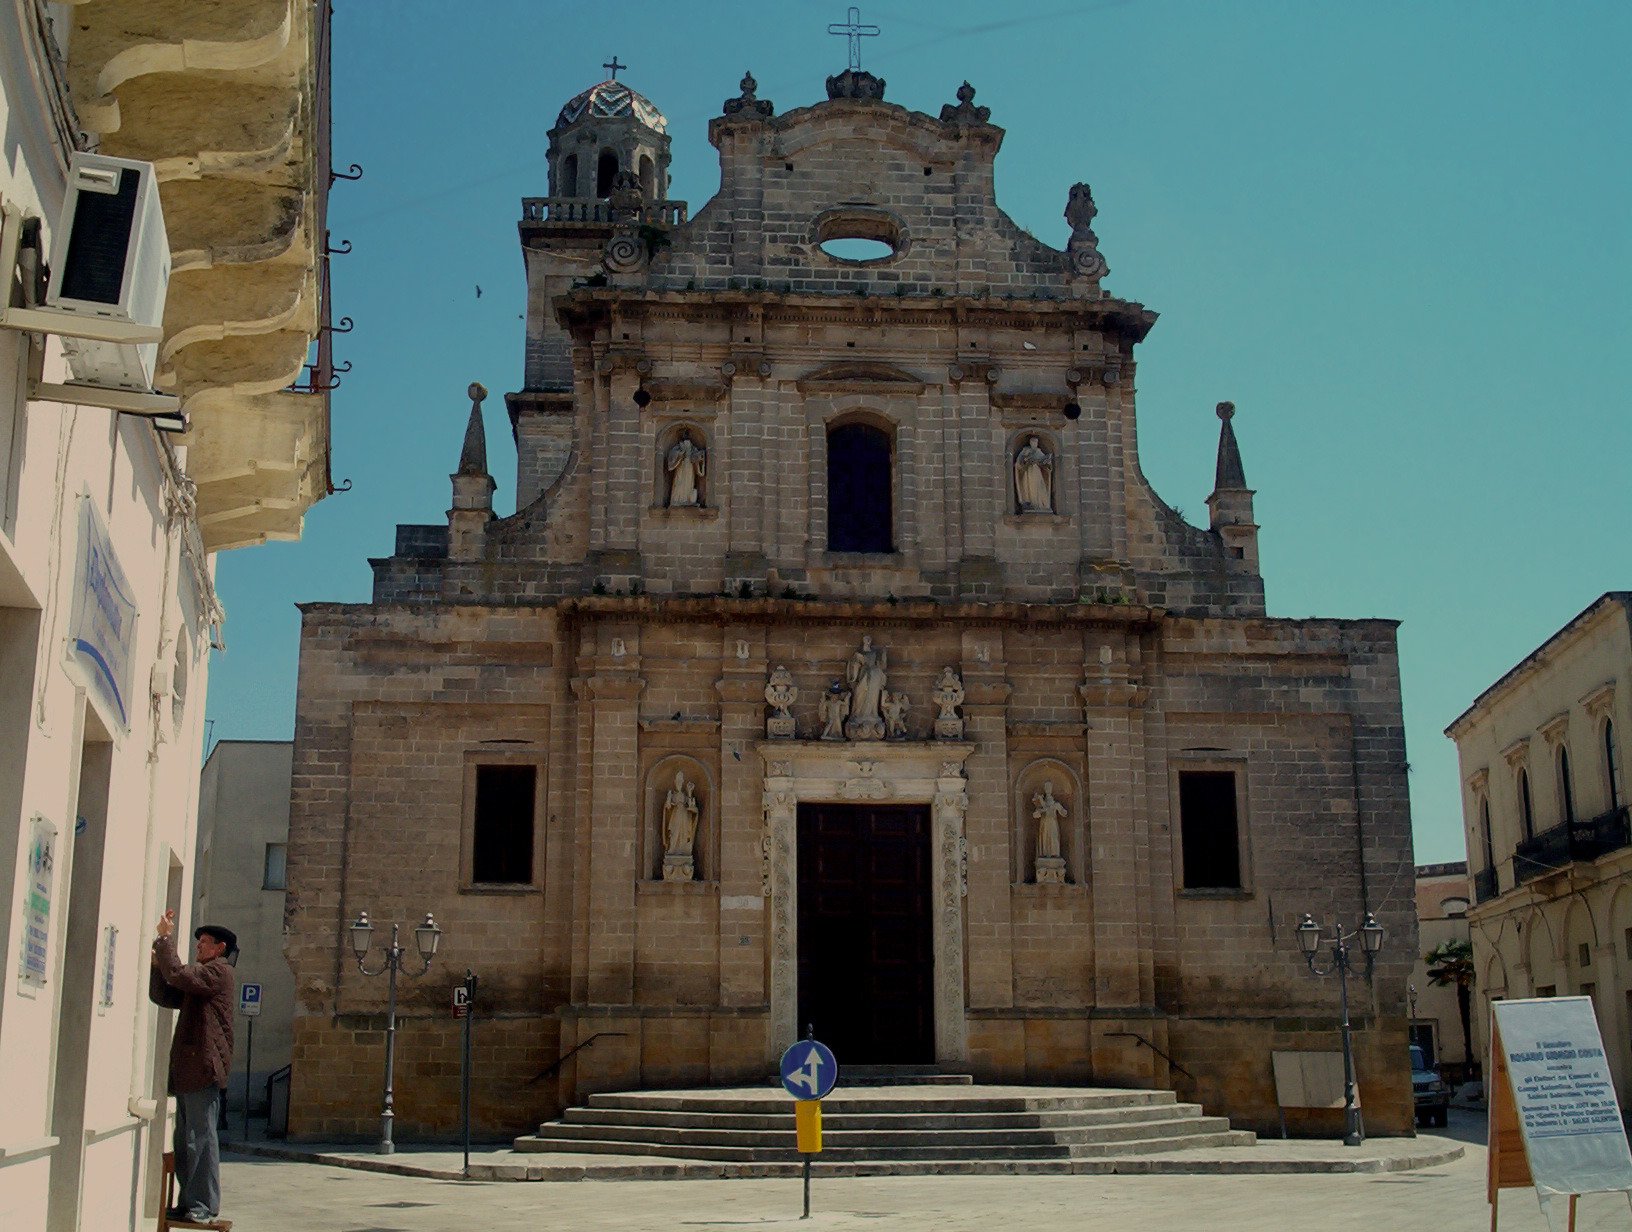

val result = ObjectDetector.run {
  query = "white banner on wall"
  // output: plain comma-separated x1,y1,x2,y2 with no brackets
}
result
66,493,138,733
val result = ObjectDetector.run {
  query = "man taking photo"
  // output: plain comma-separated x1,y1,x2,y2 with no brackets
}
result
149,909,236,1226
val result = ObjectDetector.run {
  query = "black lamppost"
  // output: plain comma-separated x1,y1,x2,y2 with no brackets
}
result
349,910,442,1154
1296,910,1384,1147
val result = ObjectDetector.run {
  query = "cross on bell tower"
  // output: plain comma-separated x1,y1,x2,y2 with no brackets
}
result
827,6,880,71
603,55,626,81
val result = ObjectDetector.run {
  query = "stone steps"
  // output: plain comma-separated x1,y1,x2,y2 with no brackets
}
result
515,1084,1256,1168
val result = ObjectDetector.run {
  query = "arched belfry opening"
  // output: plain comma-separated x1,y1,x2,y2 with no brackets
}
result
596,149,620,198
559,153,578,197
827,420,893,553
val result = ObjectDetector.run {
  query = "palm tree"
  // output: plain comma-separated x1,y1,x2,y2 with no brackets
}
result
1424,938,1477,1069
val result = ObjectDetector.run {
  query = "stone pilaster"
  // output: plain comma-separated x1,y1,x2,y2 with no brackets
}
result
716,629,768,1018
579,638,644,1006
961,629,1014,1009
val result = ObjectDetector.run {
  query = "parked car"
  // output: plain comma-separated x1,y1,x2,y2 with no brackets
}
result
1411,1044,1450,1128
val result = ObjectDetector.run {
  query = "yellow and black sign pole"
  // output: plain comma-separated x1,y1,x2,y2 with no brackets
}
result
797,1098,821,1218
780,1028,837,1221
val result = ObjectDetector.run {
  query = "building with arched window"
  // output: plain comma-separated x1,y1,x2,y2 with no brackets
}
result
1446,591,1632,1106
285,65,1416,1145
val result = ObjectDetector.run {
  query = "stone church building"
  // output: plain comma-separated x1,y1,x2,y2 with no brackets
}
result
285,65,1415,1139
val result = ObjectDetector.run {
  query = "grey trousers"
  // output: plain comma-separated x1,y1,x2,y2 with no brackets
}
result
173,1086,222,1219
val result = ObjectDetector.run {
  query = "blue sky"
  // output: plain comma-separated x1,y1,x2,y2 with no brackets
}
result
205,1,1631,865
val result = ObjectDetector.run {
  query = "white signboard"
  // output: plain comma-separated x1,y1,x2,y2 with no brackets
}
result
19,816,57,992
66,495,138,733
1491,997,1632,1225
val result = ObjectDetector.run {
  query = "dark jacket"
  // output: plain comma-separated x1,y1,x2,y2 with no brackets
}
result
148,936,235,1094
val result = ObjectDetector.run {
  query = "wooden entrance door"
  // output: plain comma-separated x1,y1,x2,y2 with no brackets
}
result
796,802,934,1064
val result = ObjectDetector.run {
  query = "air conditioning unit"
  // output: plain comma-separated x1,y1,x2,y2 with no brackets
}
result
45,153,170,392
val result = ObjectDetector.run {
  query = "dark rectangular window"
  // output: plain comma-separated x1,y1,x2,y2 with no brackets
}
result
1178,770,1241,889
472,765,536,884
262,842,287,890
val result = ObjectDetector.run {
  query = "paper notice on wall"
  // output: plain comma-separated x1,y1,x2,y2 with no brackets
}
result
1492,997,1632,1207
19,815,56,992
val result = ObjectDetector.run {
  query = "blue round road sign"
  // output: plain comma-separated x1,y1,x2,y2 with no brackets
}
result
779,1039,839,1100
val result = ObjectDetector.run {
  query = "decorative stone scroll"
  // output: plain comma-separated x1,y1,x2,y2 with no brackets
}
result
1064,182,1108,281
765,665,797,738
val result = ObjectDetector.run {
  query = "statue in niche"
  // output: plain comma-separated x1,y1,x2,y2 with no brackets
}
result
932,666,965,740
1032,780,1068,885
881,690,910,740
818,682,851,741
1014,435,1054,513
843,634,888,740
664,428,707,507
765,665,797,739
661,770,700,881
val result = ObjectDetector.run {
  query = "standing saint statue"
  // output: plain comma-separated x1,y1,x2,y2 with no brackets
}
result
844,634,888,740
1032,780,1068,884
665,429,706,507
1014,436,1054,513
661,770,700,881
818,682,851,741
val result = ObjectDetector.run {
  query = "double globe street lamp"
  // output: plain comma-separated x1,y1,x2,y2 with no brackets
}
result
350,910,442,1154
1296,910,1384,1147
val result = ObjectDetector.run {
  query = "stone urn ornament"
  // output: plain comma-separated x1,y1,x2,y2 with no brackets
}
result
765,665,797,738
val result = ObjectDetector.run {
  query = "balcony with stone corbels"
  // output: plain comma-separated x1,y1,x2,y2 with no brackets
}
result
61,0,333,550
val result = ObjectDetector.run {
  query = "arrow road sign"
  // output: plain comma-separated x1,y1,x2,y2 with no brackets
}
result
779,1039,838,1100
238,983,262,1017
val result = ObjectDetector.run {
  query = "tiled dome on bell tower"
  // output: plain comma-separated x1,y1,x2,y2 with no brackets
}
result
547,60,672,200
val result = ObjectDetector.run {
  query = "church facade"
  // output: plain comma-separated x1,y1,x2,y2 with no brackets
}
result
284,66,1416,1139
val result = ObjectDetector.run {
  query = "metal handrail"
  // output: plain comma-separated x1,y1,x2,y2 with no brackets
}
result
1106,1031,1194,1081
530,1031,627,1085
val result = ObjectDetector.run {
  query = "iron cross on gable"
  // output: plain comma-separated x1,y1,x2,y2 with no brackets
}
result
828,6,880,71
603,56,626,81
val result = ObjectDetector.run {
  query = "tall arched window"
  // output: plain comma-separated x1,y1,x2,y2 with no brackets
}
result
1519,769,1535,839
1480,797,1495,871
1558,745,1576,824
560,153,579,197
596,148,619,197
1606,720,1623,811
826,421,893,554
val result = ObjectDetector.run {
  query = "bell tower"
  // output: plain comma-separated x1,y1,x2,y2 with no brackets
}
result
545,59,673,201
509,65,684,510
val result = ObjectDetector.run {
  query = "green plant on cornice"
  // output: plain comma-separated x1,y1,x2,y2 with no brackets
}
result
638,223,671,253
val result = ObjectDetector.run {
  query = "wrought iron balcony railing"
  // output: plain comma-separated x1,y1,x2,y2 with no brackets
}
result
1472,866,1500,904
521,197,688,226
1512,805,1631,885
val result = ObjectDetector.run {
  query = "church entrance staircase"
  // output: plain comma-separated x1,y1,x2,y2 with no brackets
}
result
514,1082,1256,1171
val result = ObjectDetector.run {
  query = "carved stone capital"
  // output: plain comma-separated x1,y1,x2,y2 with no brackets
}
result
1500,736,1531,769
1079,679,1149,709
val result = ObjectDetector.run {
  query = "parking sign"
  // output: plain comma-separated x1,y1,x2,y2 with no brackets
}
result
238,983,262,1017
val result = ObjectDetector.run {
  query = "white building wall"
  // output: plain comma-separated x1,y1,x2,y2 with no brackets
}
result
0,13,215,1231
